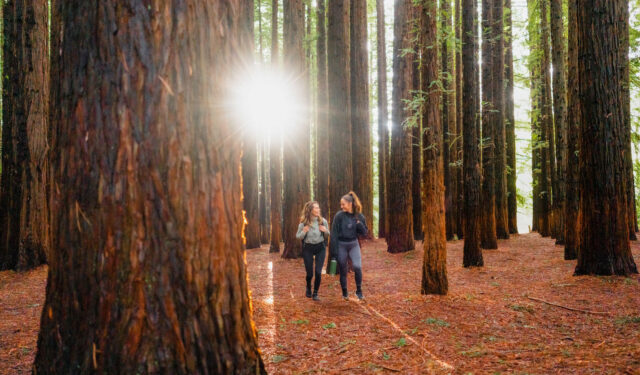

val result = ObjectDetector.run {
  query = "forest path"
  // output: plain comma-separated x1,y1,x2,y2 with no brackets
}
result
248,233,640,374
1,234,639,374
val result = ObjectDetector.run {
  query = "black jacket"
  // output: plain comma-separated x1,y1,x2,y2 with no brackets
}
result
328,211,368,262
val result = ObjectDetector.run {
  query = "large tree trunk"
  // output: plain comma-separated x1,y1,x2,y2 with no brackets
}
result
480,0,498,249
316,0,330,224
528,0,544,234
441,0,456,241
260,143,271,244
270,0,283,253
327,0,353,221
412,54,423,242
0,0,50,271
243,0,262,250
462,0,484,267
492,0,508,240
540,0,554,238
420,0,448,295
564,0,579,260
34,1,266,373
377,0,389,239
387,0,415,253
550,0,566,245
455,0,465,240
574,0,638,276
350,0,373,232
504,0,518,234
282,0,310,259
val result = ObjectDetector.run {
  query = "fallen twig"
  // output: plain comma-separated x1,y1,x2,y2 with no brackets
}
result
526,296,610,315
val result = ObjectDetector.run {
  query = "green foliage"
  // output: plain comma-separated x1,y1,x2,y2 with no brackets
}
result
322,322,336,329
271,354,287,363
614,316,640,326
394,337,407,348
422,317,450,327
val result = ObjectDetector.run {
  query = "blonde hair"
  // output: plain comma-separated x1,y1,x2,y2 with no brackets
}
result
341,191,362,214
300,201,324,226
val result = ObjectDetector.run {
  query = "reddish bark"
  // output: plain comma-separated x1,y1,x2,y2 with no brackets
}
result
377,0,389,238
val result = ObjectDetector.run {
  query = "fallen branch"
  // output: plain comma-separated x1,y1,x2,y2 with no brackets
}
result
527,296,609,315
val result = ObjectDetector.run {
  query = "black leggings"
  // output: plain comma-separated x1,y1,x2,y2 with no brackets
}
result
302,242,326,292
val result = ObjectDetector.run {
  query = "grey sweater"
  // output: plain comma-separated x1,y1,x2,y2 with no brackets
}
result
296,217,330,244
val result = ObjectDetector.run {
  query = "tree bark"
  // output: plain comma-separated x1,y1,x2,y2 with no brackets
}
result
492,0,508,240
442,0,456,241
260,143,271,244
420,0,448,295
462,0,484,266
574,0,638,276
377,0,389,239
504,0,518,234
282,0,310,259
387,0,415,253
0,0,50,271
350,0,373,233
316,0,330,224
270,0,283,253
540,0,554,238
34,1,266,373
412,46,423,242
564,0,579,260
481,0,498,249
455,0,465,240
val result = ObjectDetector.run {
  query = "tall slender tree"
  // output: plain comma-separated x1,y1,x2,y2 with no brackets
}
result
351,0,373,231
481,0,498,249
574,0,638,276
377,0,389,238
327,0,352,222
455,0,465,240
0,0,50,271
540,0,554,238
412,27,424,241
270,0,283,253
34,1,266,372
421,0,448,295
504,0,518,234
282,0,310,259
492,0,508,240
316,0,330,222
387,0,415,253
462,0,483,266
243,0,262,250
564,0,578,260
260,143,271,244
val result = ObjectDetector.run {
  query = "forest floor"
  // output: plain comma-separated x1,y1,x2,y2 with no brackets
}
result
1,234,639,374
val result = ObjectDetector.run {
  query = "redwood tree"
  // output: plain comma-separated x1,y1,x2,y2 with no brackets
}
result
260,144,271,244
574,0,638,276
564,0,578,260
0,0,50,271
455,0,465,240
412,52,423,241
34,1,266,372
421,0,448,295
462,0,484,266
282,0,310,259
504,0,518,234
377,0,389,238
351,0,373,230
540,0,554,238
327,0,352,221
387,0,415,253
270,0,283,253
316,0,330,222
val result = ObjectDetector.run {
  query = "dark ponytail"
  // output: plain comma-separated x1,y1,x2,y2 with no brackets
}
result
341,191,363,214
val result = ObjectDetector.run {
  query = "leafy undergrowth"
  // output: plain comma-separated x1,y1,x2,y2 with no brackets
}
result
1,234,639,374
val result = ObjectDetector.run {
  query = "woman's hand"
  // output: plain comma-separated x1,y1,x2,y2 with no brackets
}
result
319,225,327,233
303,225,310,233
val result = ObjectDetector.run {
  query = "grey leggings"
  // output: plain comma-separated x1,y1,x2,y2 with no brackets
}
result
338,240,362,291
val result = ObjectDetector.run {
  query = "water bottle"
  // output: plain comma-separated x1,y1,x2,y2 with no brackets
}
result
329,258,337,275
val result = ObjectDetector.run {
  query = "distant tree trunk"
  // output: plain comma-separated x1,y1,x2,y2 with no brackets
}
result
350,0,373,232
540,0,554,238
270,0,283,253
455,0,465,240
462,0,484,266
442,0,456,241
316,0,330,222
387,0,415,253
33,1,266,373
564,0,579,260
282,0,310,259
260,143,271,244
0,0,50,271
492,0,508,240
420,0,448,295
377,0,389,239
327,0,352,220
550,0,566,244
412,38,423,241
504,0,518,234
574,0,638,276
481,0,498,249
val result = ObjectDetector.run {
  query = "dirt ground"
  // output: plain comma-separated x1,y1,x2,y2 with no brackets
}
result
1,233,639,374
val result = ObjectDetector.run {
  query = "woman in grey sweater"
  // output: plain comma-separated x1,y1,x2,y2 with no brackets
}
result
296,201,329,301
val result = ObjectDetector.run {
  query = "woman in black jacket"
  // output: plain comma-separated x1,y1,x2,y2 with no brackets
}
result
330,191,368,300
